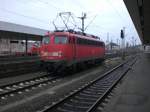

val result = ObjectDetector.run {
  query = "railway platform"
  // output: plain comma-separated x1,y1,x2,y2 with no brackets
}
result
102,53,150,112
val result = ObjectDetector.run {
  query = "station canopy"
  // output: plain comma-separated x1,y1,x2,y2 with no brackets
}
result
0,21,48,41
124,0,150,45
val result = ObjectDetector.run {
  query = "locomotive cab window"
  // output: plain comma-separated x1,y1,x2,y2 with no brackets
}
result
54,36,68,44
42,36,50,44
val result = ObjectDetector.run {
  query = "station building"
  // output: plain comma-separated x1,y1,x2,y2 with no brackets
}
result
0,21,48,55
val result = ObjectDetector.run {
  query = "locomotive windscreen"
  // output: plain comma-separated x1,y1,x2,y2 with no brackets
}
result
54,36,68,44
42,36,50,44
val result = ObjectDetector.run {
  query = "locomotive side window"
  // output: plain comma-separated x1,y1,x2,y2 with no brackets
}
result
77,37,104,47
42,36,50,44
54,36,68,44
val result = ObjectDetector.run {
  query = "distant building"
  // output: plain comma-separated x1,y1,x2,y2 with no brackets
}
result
106,42,120,51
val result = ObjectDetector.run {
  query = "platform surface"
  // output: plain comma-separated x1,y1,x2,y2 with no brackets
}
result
102,53,150,112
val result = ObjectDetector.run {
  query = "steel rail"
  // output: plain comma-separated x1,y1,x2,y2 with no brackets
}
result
41,56,136,112
0,73,59,98
0,72,48,89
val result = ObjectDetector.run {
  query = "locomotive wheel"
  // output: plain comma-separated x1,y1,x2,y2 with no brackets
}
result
67,64,77,74
80,62,86,70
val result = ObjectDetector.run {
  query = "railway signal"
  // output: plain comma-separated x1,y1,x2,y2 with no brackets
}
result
120,28,125,60
120,29,124,39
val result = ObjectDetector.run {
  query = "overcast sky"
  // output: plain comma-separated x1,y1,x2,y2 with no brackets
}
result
0,0,141,45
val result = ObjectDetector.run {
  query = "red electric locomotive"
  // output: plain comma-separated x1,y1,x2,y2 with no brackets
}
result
40,30,105,73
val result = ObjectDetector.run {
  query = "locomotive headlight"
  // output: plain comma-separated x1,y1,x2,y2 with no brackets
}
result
41,51,48,56
58,51,63,57
51,52,59,56
46,51,62,57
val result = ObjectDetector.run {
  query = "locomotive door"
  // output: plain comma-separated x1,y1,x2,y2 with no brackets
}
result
72,36,76,60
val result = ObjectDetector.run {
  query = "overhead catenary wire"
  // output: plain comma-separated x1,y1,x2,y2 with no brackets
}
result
1,0,66,30
36,0,63,12
1,0,134,42
14,0,63,12
0,8,49,24
84,14,98,31
106,0,126,25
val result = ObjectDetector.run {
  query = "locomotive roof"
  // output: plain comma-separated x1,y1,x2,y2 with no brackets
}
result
48,30,102,42
70,33,101,41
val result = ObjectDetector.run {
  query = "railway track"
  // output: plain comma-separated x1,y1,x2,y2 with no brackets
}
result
0,55,41,78
0,72,60,99
0,55,40,64
40,57,137,112
0,56,123,100
0,53,124,79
